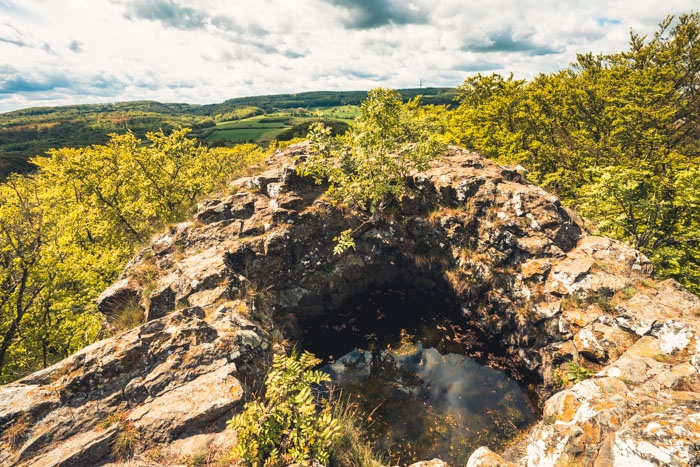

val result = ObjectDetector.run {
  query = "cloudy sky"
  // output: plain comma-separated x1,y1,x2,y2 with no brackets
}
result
0,0,696,113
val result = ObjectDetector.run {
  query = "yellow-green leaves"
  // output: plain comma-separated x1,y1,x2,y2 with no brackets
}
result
228,351,340,466
332,229,356,256
300,88,448,217
0,130,266,382
451,12,700,294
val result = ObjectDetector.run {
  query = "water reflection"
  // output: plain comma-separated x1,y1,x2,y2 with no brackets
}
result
300,285,538,465
323,344,536,465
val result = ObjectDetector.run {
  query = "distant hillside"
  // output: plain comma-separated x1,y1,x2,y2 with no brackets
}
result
0,88,456,178
199,88,457,115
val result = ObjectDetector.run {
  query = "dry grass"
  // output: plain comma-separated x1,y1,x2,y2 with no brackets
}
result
425,206,466,227
109,303,146,335
674,374,700,393
620,286,638,300
557,453,586,467
2,412,30,449
652,347,692,366
560,293,585,312
96,413,122,431
111,418,142,461
328,396,385,467
444,268,479,300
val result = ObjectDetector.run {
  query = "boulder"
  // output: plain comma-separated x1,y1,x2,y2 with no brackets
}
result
0,307,267,466
97,278,141,315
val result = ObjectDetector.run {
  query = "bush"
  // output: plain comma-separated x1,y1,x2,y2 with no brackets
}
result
276,120,349,141
228,351,340,466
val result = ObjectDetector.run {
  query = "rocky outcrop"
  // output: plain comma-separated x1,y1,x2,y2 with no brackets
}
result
1,142,699,466
0,305,268,466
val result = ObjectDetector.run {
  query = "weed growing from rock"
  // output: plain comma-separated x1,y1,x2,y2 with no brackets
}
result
111,418,141,461
328,396,385,467
96,413,122,430
620,286,638,299
565,360,594,383
109,302,145,335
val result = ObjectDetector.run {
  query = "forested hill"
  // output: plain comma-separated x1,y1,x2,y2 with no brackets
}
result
201,88,458,114
0,88,457,178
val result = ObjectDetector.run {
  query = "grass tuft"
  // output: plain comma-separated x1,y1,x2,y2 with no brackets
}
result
111,419,141,461
109,303,145,335
329,396,385,467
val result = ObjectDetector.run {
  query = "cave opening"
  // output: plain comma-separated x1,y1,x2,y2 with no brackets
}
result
299,282,540,465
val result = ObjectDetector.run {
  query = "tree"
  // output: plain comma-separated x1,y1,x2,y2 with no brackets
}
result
451,12,700,293
0,130,267,382
300,88,448,216
0,176,46,378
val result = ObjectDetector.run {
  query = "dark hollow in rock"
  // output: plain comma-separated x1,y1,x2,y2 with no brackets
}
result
299,283,541,465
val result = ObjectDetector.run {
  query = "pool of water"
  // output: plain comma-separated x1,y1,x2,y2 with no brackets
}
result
300,284,538,465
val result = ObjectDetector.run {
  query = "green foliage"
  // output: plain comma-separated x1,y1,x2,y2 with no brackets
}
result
0,102,216,179
566,360,595,383
452,12,700,293
228,351,340,466
276,120,350,142
296,88,448,254
621,286,639,300
300,88,448,216
0,89,454,177
0,175,103,383
0,130,266,383
333,229,356,255
209,88,456,116
213,106,264,122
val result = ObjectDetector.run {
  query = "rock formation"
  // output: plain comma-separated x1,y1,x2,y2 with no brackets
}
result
1,142,699,466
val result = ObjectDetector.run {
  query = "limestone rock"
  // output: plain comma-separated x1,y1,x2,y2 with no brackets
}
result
596,405,700,466
467,447,518,466
545,257,595,295
408,459,451,467
573,328,607,363
146,273,178,320
521,258,552,280
196,197,234,224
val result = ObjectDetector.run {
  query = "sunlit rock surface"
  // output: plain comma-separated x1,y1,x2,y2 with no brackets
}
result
1,142,699,466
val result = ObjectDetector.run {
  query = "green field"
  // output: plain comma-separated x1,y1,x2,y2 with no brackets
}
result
1,88,455,177
204,107,360,145
319,105,361,119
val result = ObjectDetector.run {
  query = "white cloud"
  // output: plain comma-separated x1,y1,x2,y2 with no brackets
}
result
0,0,697,112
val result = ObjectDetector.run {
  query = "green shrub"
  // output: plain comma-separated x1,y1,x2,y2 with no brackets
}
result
299,88,447,216
228,351,340,466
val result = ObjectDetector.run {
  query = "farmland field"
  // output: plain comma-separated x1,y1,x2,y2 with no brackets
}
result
1,88,456,176
204,106,360,145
